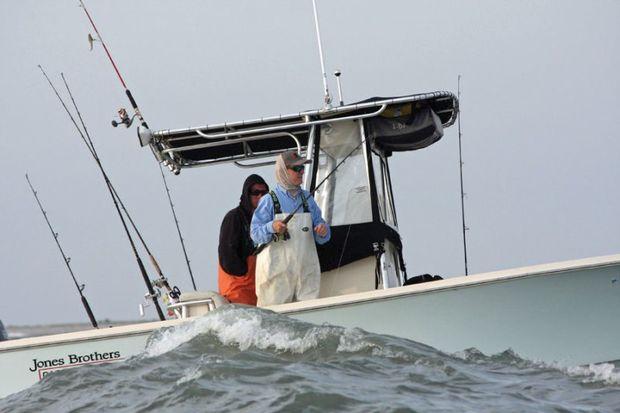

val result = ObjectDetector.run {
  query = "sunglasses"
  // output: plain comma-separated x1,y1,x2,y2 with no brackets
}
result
288,165,305,173
250,189,268,196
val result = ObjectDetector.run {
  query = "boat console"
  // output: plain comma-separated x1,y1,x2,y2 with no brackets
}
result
145,92,458,301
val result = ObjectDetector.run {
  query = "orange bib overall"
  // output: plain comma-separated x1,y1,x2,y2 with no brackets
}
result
218,255,257,306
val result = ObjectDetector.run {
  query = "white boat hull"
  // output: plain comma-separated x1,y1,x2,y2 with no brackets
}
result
1,254,619,398
281,255,620,365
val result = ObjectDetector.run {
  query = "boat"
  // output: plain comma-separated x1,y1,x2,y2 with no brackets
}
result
2,0,619,400
2,89,619,398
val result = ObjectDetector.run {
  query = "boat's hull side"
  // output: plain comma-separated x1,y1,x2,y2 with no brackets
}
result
1,255,618,398
285,262,620,365
0,319,186,399
0,332,150,398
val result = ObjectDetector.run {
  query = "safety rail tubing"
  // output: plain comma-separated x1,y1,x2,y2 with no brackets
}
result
180,148,294,169
161,131,302,155
193,104,387,140
154,91,458,173
234,160,276,168
153,91,456,139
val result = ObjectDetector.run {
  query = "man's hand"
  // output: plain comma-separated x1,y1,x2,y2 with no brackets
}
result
272,220,287,234
314,223,328,237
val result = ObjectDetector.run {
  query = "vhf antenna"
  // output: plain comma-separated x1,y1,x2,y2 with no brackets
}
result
334,69,344,106
25,174,99,328
457,75,469,276
312,0,332,109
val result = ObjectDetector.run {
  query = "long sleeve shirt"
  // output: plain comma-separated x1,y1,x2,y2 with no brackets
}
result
250,184,331,245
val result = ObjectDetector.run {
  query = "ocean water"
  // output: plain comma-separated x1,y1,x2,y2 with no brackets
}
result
2,307,619,412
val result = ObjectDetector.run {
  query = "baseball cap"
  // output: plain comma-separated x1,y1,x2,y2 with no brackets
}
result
281,151,312,168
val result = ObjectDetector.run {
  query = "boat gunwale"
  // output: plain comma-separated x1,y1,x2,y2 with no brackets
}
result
2,253,618,352
0,319,186,353
272,253,620,314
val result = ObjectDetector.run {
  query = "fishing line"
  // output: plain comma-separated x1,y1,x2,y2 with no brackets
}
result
25,173,99,328
335,223,352,271
38,65,166,321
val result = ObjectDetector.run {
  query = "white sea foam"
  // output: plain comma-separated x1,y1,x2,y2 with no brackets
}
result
336,328,406,359
143,317,214,358
564,363,620,385
451,348,486,362
143,308,329,358
336,328,369,353
176,366,203,385
452,347,620,385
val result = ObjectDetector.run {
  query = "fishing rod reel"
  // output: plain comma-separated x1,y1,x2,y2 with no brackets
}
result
153,277,183,318
111,108,136,128
138,280,182,318
138,289,161,317
138,279,185,318
152,277,182,301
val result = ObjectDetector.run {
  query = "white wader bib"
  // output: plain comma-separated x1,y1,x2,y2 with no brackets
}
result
255,211,321,306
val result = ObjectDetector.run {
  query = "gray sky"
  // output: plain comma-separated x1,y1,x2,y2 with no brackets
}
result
1,1,618,325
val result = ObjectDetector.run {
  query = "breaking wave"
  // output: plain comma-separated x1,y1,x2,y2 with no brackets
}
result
2,306,619,412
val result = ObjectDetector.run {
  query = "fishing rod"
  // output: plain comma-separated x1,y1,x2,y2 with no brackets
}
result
457,75,469,276
159,165,198,291
59,72,184,304
79,0,196,290
25,174,99,329
79,0,147,130
38,65,166,321
254,137,366,255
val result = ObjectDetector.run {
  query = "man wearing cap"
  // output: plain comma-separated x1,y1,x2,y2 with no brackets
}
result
251,151,330,306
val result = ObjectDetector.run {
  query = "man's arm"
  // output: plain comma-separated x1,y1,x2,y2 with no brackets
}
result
250,195,276,244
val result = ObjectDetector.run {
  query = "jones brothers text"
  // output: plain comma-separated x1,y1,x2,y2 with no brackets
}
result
29,350,121,372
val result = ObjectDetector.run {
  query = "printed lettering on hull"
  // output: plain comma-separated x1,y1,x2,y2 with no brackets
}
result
29,350,123,380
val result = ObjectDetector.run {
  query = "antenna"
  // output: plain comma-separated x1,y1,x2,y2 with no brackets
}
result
457,75,469,276
334,70,344,106
311,0,332,109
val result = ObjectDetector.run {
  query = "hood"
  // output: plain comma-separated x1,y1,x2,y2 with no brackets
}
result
239,174,269,217
275,153,300,195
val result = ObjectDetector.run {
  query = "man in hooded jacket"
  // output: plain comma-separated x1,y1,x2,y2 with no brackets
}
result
218,174,269,305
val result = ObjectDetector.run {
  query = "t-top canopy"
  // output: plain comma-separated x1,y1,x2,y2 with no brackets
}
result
147,91,458,173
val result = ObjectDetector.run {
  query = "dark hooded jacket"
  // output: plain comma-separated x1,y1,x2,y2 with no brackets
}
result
218,174,268,275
